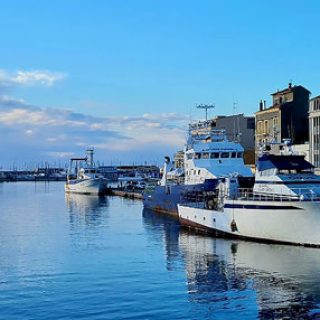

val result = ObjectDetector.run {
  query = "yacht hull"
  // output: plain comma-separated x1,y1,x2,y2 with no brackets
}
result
178,200,320,246
65,178,106,195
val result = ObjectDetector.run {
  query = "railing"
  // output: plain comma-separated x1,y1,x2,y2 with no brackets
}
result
180,187,320,207
234,187,320,202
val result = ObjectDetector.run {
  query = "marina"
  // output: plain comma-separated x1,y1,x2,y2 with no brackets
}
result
2,1,320,319
1,182,320,319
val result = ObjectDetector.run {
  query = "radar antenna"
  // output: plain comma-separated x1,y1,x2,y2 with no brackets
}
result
196,104,215,121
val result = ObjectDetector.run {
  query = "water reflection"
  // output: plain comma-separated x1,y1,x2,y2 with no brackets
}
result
65,193,109,227
142,208,181,271
143,210,320,319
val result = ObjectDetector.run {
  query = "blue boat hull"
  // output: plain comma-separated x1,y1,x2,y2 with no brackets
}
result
143,179,219,216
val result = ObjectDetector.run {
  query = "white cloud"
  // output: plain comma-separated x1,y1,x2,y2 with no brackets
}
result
0,69,66,87
46,152,75,158
0,95,189,166
25,129,34,135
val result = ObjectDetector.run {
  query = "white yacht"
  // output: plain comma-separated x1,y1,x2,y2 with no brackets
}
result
178,141,320,246
65,148,107,195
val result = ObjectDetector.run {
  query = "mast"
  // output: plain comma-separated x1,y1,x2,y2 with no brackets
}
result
196,104,215,121
233,101,237,141
86,148,94,167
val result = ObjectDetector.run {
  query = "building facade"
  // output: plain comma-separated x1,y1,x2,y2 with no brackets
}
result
309,96,320,169
255,83,310,150
213,114,255,164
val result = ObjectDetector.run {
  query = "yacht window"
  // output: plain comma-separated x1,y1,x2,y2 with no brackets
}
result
210,152,219,159
194,153,201,159
202,152,209,159
237,152,243,158
231,152,237,158
198,170,201,175
221,152,229,158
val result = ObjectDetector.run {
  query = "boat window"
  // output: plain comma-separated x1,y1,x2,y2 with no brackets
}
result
198,170,201,175
231,152,237,158
194,153,201,159
237,152,243,158
186,153,193,160
210,152,219,159
202,152,209,159
221,152,229,158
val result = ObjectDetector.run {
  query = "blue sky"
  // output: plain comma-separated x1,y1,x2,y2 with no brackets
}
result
1,0,320,167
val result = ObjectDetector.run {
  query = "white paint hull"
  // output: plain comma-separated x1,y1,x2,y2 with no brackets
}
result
65,178,107,195
178,199,320,246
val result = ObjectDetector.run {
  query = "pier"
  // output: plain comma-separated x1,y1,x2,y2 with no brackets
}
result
107,188,144,200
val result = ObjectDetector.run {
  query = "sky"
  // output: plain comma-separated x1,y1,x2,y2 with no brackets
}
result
1,0,320,168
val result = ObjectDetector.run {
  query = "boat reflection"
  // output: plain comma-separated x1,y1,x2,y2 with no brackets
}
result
179,233,320,319
142,209,320,319
142,208,180,271
65,193,109,227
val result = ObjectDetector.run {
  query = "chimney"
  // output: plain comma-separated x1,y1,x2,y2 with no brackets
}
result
259,100,263,111
289,82,292,89
263,100,266,109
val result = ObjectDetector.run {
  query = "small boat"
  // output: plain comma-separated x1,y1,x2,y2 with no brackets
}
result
178,140,320,247
65,148,107,195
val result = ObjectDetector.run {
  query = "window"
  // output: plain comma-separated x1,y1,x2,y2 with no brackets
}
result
202,152,209,159
210,152,219,159
198,170,201,175
194,153,201,159
221,152,229,158
186,153,193,160
237,152,243,158
264,120,269,134
231,152,237,158
257,121,263,134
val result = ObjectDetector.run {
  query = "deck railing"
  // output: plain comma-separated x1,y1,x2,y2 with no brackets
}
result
180,187,320,208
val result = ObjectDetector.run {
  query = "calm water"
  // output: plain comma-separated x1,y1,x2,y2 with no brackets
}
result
1,182,320,319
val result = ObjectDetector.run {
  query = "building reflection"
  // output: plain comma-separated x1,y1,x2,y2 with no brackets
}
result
142,209,320,319
65,193,109,227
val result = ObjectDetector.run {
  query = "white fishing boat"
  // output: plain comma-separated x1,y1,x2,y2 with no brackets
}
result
65,148,107,195
143,106,253,215
178,140,320,246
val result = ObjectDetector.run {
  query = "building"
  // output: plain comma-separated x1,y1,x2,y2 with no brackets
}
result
309,95,320,170
255,83,310,150
213,114,255,164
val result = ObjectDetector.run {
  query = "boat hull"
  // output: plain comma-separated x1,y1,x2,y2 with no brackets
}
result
178,200,320,246
65,178,107,195
143,180,218,216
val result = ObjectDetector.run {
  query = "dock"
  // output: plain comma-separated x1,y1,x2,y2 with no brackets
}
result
106,188,143,200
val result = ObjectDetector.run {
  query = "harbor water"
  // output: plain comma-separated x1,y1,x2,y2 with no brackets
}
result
1,182,320,319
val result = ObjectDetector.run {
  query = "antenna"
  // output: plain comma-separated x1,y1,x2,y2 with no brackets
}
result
196,104,215,121
233,102,238,141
